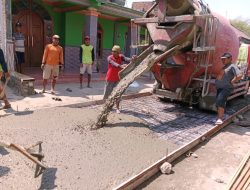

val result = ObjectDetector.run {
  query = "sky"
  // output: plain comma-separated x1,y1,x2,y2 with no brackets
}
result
125,0,250,20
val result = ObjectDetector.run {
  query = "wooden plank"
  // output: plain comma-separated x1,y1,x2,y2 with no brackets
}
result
242,175,250,190
226,151,250,190
231,163,250,190
236,167,250,190
114,105,250,190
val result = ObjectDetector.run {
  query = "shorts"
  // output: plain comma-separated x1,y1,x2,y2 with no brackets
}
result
80,64,92,75
103,81,118,100
216,88,232,108
16,52,25,64
43,64,59,80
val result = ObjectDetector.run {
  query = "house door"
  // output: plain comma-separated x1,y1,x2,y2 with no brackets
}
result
14,11,44,67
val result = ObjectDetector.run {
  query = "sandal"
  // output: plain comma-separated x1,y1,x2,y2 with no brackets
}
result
52,97,62,101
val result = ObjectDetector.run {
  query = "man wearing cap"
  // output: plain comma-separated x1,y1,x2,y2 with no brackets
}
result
215,53,242,125
0,48,11,109
41,34,64,94
103,45,133,113
79,36,95,88
13,22,25,73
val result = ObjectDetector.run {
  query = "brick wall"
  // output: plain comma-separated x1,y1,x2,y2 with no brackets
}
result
64,46,112,73
64,46,80,70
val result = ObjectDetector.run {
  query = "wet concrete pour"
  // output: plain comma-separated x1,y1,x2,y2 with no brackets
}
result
93,94,250,146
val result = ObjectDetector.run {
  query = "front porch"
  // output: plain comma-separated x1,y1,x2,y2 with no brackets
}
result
0,0,144,96
23,67,106,86
11,0,143,74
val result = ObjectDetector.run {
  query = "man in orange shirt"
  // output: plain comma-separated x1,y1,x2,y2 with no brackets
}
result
41,35,64,94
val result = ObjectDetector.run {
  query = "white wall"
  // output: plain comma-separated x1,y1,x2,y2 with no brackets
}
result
0,0,7,53
0,0,15,71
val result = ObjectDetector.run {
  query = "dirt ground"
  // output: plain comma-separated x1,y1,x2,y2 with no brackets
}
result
0,106,177,190
138,111,250,190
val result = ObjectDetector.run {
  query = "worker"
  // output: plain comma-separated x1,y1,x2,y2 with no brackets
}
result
215,53,242,125
13,21,25,73
79,36,95,88
41,34,64,94
103,45,135,113
0,48,11,109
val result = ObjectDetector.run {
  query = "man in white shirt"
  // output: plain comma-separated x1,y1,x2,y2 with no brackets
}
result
13,21,25,73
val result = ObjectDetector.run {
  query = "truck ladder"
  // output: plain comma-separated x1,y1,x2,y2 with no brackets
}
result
191,14,218,97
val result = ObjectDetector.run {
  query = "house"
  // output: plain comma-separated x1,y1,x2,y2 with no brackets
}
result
132,1,157,16
1,0,144,73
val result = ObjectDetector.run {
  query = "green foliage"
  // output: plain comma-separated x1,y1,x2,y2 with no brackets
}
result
231,18,250,36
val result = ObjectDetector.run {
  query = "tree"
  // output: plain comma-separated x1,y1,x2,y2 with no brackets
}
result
231,18,250,36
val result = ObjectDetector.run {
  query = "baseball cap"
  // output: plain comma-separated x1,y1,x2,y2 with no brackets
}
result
52,34,60,39
221,53,232,59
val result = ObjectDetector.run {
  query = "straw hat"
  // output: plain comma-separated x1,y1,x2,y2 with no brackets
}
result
112,45,121,53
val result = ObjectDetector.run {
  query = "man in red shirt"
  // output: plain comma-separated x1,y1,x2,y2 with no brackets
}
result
103,45,132,113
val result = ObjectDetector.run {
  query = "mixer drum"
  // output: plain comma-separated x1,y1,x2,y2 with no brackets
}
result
165,0,193,16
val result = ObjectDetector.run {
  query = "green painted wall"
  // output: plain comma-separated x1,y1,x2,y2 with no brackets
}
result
36,1,86,46
98,18,114,49
65,12,85,46
115,23,128,52
23,1,129,50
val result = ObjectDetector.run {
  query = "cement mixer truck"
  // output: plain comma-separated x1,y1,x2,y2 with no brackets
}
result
94,0,250,128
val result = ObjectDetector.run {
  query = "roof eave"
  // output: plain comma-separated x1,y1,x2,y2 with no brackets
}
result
63,0,91,7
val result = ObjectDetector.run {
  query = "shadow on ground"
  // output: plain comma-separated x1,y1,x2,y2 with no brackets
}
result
0,166,10,177
38,167,57,190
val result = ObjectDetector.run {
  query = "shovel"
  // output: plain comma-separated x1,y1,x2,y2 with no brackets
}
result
0,141,47,178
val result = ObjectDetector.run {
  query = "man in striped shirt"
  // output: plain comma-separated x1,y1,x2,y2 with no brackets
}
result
13,22,25,73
